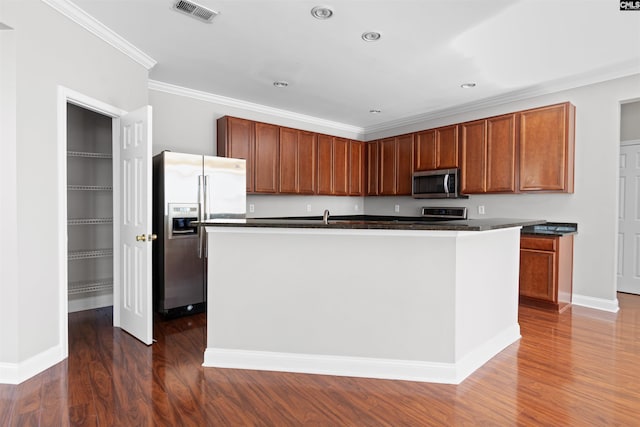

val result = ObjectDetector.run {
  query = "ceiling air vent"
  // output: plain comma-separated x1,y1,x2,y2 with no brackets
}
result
173,0,218,23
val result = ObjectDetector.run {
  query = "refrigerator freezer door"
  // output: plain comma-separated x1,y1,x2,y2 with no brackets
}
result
203,156,246,221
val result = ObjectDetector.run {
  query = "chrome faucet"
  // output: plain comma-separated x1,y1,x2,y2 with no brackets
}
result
323,209,330,224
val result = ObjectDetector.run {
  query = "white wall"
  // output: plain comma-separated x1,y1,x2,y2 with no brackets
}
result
0,20,19,365
0,0,149,373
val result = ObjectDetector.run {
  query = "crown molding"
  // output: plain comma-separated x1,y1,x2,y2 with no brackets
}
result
148,80,364,136
364,60,640,137
42,0,157,70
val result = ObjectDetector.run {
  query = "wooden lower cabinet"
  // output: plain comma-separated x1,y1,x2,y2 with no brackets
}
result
519,234,574,312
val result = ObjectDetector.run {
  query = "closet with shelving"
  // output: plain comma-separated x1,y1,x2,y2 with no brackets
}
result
66,103,114,312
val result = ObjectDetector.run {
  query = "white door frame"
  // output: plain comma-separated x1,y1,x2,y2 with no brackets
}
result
56,86,126,358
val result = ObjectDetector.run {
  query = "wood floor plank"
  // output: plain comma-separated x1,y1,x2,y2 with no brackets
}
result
1,294,640,425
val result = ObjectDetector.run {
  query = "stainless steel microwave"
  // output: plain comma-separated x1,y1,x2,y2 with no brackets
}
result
412,168,461,199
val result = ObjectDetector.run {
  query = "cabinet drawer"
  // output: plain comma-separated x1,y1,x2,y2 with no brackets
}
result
521,235,557,251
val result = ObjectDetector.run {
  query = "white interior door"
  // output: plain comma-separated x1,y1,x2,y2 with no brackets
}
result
618,143,640,295
118,106,153,344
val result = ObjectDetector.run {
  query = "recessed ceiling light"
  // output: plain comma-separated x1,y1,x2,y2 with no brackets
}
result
369,109,381,114
362,32,381,42
273,81,289,88
311,6,333,20
461,82,477,89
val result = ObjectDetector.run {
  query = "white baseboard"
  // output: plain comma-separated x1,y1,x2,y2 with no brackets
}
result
68,293,113,313
572,294,620,313
203,325,521,385
0,345,65,384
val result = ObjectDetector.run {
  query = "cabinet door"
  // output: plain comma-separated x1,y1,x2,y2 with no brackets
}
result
379,138,397,195
414,130,436,171
278,127,298,194
519,102,575,192
217,116,254,192
254,122,279,193
349,140,365,196
460,120,486,194
436,125,459,169
486,114,517,192
298,131,317,194
396,134,414,195
333,137,349,195
317,134,333,195
366,141,380,196
519,248,557,302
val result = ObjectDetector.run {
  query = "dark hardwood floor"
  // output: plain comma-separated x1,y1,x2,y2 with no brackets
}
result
2,293,639,426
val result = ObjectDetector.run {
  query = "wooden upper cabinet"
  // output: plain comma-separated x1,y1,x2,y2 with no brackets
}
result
254,122,279,193
460,114,517,194
279,127,298,194
396,134,414,195
217,116,255,192
379,138,397,195
414,126,458,171
460,120,487,194
366,141,380,196
378,135,413,195
436,125,459,169
519,102,575,193
414,130,436,171
279,128,316,194
486,114,517,192
333,137,349,196
317,134,333,195
297,131,317,194
349,140,365,196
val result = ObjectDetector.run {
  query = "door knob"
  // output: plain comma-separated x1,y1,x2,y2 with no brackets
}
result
148,234,158,241
136,234,147,242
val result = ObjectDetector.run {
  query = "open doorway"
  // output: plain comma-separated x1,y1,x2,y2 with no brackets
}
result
617,99,640,295
57,87,154,357
66,103,115,312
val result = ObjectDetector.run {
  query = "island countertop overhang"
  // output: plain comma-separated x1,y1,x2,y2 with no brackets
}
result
195,217,546,232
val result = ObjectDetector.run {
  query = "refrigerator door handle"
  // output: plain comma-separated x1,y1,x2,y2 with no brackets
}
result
197,175,204,258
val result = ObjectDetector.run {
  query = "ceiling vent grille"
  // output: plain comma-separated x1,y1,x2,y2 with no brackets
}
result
173,0,218,23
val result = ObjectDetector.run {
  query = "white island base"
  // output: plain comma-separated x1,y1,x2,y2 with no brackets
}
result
203,226,521,384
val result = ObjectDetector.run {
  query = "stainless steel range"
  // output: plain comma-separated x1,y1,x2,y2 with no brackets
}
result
421,206,468,221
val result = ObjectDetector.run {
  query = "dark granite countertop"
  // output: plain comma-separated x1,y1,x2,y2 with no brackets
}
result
521,222,578,236
197,216,546,232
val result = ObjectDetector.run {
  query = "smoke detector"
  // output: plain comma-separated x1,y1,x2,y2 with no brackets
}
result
173,0,218,23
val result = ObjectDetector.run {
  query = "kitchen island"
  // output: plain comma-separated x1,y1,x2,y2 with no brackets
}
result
201,218,542,384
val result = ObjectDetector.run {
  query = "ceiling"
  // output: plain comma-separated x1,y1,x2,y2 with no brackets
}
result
68,0,640,132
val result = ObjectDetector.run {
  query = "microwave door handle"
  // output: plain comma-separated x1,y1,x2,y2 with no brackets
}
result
443,174,450,195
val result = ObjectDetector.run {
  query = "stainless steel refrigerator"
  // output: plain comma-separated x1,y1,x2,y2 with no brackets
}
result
152,151,246,317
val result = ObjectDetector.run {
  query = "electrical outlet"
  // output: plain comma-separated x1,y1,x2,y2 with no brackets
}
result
249,204,255,213
394,204,400,213
306,204,312,212
355,204,359,211
478,205,485,215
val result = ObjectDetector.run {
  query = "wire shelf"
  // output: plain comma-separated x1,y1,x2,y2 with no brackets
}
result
68,218,113,225
68,248,113,260
68,278,113,295
67,151,112,159
67,185,113,191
